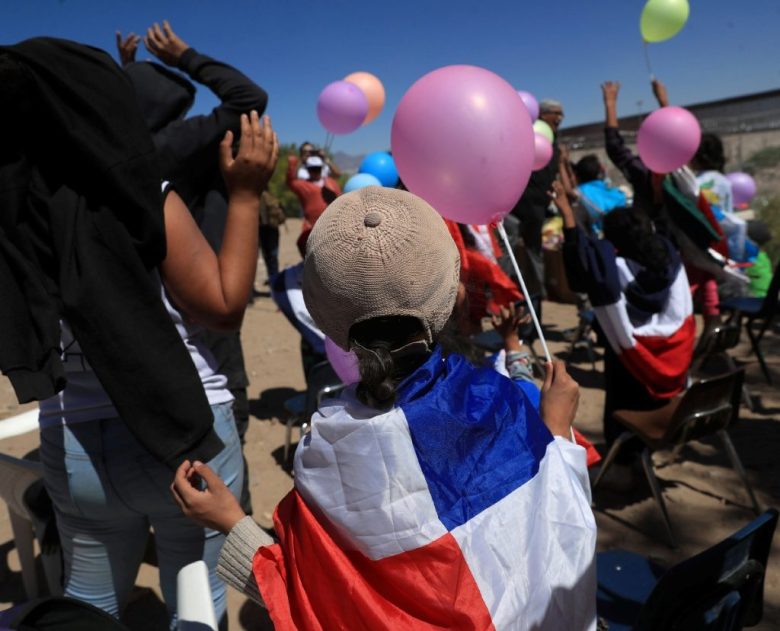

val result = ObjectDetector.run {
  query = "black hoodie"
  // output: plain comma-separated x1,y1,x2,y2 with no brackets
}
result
0,38,222,468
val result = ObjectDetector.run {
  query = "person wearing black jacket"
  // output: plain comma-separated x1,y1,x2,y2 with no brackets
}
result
118,21,269,517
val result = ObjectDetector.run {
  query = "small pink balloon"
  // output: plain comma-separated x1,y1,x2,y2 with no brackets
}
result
316,81,369,135
726,172,757,206
324,337,360,385
532,133,553,171
391,65,535,225
517,90,539,120
637,106,701,174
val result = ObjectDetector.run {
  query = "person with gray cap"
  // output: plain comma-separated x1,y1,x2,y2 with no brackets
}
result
172,187,596,630
509,98,566,321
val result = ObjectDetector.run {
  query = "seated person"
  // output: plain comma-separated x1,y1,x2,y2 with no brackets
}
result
173,187,597,631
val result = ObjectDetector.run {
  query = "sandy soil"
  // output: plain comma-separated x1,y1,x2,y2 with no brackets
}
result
0,218,778,630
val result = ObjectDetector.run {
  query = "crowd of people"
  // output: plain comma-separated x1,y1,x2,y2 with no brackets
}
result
0,19,774,631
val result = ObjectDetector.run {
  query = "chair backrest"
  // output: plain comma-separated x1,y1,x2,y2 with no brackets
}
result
758,262,780,318
697,323,741,357
0,453,44,518
662,370,744,445
304,361,345,417
635,509,779,630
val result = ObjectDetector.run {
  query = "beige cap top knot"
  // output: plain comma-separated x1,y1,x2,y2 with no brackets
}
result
302,186,461,350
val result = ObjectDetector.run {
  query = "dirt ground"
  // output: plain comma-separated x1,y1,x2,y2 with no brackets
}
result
0,217,778,630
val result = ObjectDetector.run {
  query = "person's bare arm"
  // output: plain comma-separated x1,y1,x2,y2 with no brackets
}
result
651,78,670,108
602,81,620,128
550,180,576,229
160,112,279,330
540,361,579,440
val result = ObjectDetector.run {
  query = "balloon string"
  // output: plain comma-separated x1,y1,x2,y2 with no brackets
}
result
643,40,655,81
497,221,552,363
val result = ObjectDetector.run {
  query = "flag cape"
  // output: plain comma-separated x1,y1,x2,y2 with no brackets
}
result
593,253,695,399
253,348,597,630
271,262,326,355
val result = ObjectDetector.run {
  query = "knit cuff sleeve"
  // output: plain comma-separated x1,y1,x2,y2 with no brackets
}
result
217,516,274,607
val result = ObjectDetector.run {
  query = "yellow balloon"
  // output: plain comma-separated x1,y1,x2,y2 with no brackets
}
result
640,0,690,43
533,120,554,143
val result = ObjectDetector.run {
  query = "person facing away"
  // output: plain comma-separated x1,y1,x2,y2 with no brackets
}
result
553,180,695,482
574,154,627,234
118,20,270,517
173,187,598,631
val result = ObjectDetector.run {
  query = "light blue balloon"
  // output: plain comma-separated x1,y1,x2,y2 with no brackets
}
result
358,151,399,187
344,173,382,193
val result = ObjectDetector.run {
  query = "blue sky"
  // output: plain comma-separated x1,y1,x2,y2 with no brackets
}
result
4,0,779,155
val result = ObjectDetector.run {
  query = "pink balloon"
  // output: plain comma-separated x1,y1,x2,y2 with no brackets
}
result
532,133,553,171
324,337,360,385
726,172,757,206
637,106,701,174
517,90,539,120
391,65,535,225
317,81,369,135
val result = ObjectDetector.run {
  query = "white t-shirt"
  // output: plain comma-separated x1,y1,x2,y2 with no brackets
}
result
297,164,331,181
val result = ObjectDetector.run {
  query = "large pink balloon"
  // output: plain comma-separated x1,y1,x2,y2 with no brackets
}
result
391,65,535,224
637,106,701,173
316,81,369,135
726,172,757,206
532,133,553,171
324,337,360,385
517,90,539,120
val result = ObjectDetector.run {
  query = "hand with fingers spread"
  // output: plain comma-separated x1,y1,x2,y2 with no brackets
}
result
220,111,280,200
540,361,580,439
171,460,245,534
115,31,140,66
601,81,621,105
491,303,530,353
144,20,189,66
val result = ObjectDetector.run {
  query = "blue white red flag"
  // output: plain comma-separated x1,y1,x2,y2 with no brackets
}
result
253,349,597,630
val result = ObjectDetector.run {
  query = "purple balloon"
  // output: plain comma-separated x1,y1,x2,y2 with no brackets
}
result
391,65,535,225
517,90,539,120
532,133,553,171
637,106,701,174
324,337,360,385
726,172,757,206
317,81,369,135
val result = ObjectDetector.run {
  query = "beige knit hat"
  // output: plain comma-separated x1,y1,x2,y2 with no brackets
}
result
303,186,461,351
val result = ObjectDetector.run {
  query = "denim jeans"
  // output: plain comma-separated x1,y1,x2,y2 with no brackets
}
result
40,402,243,627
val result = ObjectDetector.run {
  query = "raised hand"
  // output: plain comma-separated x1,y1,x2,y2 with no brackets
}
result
115,31,140,66
171,460,245,534
601,81,621,104
651,78,669,107
219,112,280,199
491,303,530,352
143,20,189,66
540,361,580,439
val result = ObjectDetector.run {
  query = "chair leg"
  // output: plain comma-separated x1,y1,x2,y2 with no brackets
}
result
640,449,677,548
726,355,754,412
719,430,761,516
283,417,295,462
747,322,772,384
591,432,633,490
9,509,39,599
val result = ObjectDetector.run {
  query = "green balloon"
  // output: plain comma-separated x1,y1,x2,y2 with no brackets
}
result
640,0,689,43
533,120,554,143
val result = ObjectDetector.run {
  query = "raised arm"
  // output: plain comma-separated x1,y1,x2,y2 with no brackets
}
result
651,78,670,108
602,81,651,191
160,112,279,330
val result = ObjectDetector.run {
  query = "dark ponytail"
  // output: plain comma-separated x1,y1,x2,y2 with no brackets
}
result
350,316,429,409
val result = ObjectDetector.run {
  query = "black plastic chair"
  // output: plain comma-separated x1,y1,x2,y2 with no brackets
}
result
720,262,780,384
592,370,760,547
597,509,778,630
693,322,753,410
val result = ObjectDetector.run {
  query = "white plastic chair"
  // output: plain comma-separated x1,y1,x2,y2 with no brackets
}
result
0,452,62,598
177,560,217,631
